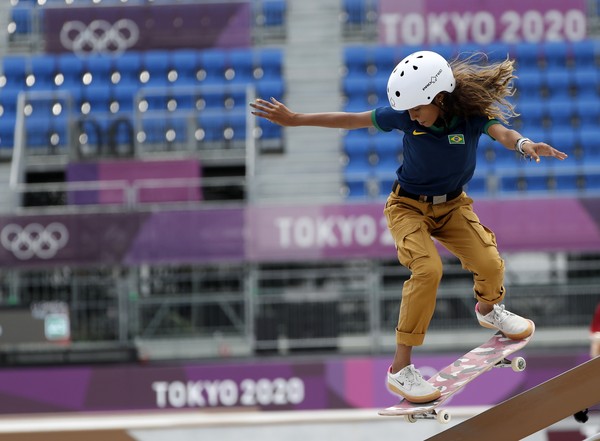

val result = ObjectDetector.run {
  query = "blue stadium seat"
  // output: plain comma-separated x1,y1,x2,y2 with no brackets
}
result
514,100,545,127
572,40,597,68
113,52,142,86
572,67,598,96
343,134,372,179
171,49,200,85
200,49,227,84
513,69,543,100
56,53,85,90
142,50,171,86
198,111,226,142
256,79,284,100
543,68,573,99
0,117,16,149
575,97,600,128
0,88,20,117
484,41,512,62
342,75,374,102
226,109,247,142
228,48,256,83
84,54,113,89
111,83,137,113
261,0,286,27
555,174,582,192
29,55,56,90
578,127,600,164
514,43,542,70
2,55,28,90
371,46,396,75
545,97,576,129
10,6,32,36
373,134,401,176
465,175,487,195
82,85,111,114
257,48,282,80
344,45,370,76
540,41,571,68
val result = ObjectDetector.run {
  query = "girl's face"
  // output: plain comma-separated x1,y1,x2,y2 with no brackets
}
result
407,102,441,127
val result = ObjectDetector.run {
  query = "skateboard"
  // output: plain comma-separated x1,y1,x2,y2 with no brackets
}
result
378,323,535,423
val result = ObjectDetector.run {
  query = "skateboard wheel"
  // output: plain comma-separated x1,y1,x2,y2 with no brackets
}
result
437,410,451,424
511,357,526,372
404,415,417,423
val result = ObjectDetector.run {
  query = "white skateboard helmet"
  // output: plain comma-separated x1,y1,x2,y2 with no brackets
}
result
387,51,455,111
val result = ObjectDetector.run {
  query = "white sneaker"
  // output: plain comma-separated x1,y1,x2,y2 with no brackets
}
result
476,304,534,340
387,365,441,404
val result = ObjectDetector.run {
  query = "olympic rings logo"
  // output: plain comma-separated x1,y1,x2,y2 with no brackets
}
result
0,223,69,260
60,19,140,55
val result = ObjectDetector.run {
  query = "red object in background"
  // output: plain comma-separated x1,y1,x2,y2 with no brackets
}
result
591,303,600,334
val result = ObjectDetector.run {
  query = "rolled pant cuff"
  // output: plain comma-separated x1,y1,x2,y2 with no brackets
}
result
395,328,425,346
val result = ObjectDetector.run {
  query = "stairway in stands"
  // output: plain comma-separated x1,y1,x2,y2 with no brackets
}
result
252,0,345,203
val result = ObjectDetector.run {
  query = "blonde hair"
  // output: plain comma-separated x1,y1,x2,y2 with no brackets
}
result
442,53,518,125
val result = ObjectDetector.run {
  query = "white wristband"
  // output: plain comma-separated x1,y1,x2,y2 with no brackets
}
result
515,137,531,156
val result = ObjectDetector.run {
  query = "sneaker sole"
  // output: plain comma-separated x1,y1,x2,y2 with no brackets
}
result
387,382,441,404
478,319,534,340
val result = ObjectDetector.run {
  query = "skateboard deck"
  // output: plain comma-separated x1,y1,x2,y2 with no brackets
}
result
378,323,535,423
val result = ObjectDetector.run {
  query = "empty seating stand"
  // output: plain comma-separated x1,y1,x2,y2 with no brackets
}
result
0,46,285,156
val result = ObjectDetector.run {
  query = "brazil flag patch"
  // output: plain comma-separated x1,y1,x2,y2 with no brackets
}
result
448,134,465,144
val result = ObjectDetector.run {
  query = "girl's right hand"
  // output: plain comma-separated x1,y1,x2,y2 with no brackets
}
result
250,97,296,127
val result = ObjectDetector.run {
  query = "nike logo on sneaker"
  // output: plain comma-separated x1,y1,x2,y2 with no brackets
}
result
412,130,427,135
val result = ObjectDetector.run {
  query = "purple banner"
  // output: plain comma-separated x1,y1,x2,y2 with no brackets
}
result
66,159,202,205
2,197,600,267
378,0,587,46
0,351,588,414
43,2,251,54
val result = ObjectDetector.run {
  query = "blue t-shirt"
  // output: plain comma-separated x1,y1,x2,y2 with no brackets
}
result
372,107,499,195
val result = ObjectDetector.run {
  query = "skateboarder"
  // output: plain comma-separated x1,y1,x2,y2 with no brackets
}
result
250,50,567,403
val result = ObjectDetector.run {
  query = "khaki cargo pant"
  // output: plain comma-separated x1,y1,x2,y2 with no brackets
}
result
384,191,505,347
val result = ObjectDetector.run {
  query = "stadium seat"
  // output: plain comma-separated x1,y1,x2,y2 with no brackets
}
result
10,6,32,36
373,134,401,176
371,46,396,75
81,85,112,115
0,117,16,149
513,69,543,100
29,55,56,90
465,175,487,195
171,49,200,85
540,41,572,68
343,134,372,179
199,49,227,84
84,54,113,89
2,55,28,90
543,67,573,99
514,43,542,70
0,88,20,117
572,40,597,68
484,41,512,62
545,97,576,129
261,0,286,27
572,67,599,97
256,79,284,100
575,97,600,128
142,50,171,86
344,45,371,76
56,53,85,90
257,48,282,80
228,48,256,83
113,52,142,86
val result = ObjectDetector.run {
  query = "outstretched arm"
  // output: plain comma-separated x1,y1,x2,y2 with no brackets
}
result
250,97,373,130
488,123,568,163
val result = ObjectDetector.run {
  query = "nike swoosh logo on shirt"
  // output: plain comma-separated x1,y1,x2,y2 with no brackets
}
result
412,130,427,135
